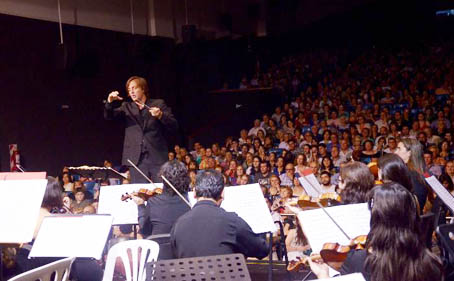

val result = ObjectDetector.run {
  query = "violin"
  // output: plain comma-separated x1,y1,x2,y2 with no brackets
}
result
121,188,163,202
368,161,383,185
287,235,367,272
296,192,341,209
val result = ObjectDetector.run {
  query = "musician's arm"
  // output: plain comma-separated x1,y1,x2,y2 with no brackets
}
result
235,215,269,259
138,202,152,236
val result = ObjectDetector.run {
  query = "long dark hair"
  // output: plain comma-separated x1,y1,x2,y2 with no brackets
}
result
378,153,413,193
365,182,443,281
42,176,64,210
339,161,374,204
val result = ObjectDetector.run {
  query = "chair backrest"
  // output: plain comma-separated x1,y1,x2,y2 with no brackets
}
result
146,233,173,260
8,257,75,281
103,239,159,281
146,253,251,281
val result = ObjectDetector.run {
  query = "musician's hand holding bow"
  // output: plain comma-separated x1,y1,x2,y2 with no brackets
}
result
107,91,123,103
307,257,330,279
149,107,163,119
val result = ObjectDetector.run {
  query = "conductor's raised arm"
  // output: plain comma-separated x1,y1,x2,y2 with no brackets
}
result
104,91,125,120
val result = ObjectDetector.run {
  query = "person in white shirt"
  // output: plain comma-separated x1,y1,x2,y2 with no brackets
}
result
248,119,264,136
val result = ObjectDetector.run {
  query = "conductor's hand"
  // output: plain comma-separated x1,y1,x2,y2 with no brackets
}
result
131,195,145,206
149,107,163,119
107,91,124,103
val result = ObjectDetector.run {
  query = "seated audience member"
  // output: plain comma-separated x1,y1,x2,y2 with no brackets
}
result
132,160,191,237
271,186,294,213
61,172,74,192
308,182,443,281
71,186,92,214
170,169,268,259
280,163,296,187
319,171,336,193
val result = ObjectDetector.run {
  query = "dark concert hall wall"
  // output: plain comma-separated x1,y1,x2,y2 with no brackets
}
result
0,13,177,175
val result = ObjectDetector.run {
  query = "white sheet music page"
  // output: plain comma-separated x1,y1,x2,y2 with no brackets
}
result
297,203,370,254
29,215,113,259
98,183,162,225
0,179,47,243
426,176,454,213
221,183,276,234
319,273,366,281
298,176,320,197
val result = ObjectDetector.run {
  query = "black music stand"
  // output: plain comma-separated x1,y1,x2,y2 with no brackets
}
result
146,253,251,281
436,224,454,281
68,166,125,181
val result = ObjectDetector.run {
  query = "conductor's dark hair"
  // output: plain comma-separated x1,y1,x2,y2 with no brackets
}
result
378,153,413,193
159,160,189,196
195,169,224,200
42,176,63,210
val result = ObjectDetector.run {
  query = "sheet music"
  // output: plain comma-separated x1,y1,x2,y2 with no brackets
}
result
298,175,321,197
29,215,113,259
319,273,366,281
297,203,370,253
221,183,276,234
426,176,454,213
0,179,47,243
98,183,162,225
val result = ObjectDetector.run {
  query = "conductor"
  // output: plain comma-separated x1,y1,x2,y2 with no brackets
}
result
104,76,178,183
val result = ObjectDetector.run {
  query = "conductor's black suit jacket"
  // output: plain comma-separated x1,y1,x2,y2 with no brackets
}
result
104,99,178,166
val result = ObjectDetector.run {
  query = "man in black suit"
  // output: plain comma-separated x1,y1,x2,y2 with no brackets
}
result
170,169,269,259
104,76,178,183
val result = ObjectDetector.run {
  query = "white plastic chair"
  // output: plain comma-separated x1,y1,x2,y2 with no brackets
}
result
102,239,159,281
8,257,75,281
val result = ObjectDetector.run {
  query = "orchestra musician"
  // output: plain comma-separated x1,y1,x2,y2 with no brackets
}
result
170,169,268,259
308,182,443,281
394,138,430,211
132,160,191,237
338,161,374,204
12,177,103,281
104,76,178,183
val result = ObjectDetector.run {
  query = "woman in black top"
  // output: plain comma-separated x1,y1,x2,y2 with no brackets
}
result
309,182,443,281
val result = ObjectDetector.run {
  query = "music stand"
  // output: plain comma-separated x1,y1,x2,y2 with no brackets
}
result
68,166,126,180
146,254,251,281
0,177,47,281
29,214,113,260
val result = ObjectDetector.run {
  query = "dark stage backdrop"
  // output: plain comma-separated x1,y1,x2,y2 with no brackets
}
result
0,14,177,175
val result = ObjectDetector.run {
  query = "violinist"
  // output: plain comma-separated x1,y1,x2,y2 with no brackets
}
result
394,138,430,212
132,160,191,237
338,161,374,204
308,182,443,281
377,153,413,194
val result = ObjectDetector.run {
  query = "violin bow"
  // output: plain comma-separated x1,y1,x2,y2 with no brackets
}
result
127,159,192,208
127,159,158,189
301,174,351,241
161,175,192,208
